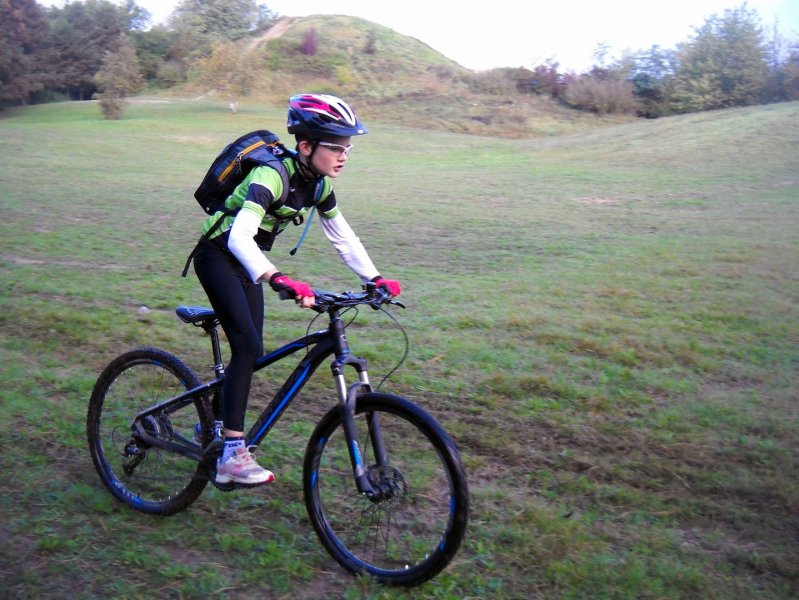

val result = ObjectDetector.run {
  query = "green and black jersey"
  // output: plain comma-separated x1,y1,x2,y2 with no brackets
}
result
201,157,337,242
198,155,380,285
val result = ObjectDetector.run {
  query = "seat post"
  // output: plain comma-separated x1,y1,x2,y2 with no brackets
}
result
204,321,225,379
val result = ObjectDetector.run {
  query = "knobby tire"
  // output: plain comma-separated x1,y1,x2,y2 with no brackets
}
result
86,347,213,515
302,392,469,586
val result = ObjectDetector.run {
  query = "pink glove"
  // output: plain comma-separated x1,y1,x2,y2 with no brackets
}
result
371,276,401,297
269,272,314,299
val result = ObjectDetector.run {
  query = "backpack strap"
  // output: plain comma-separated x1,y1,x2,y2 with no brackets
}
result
259,153,292,219
180,207,236,277
289,179,324,256
251,147,292,207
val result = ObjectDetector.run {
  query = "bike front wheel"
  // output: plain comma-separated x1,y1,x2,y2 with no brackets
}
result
87,347,213,515
303,392,469,586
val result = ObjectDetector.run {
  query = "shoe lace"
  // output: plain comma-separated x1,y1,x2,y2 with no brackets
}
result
235,446,260,465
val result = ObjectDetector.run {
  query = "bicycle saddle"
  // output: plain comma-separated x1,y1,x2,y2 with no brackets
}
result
176,305,216,325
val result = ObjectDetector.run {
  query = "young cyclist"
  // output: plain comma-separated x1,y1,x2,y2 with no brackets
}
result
192,93,401,486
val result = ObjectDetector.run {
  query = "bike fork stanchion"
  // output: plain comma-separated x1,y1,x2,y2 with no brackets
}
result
366,410,388,467
332,355,379,497
339,402,373,496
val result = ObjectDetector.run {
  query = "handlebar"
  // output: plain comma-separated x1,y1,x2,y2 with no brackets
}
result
279,283,404,312
313,283,405,313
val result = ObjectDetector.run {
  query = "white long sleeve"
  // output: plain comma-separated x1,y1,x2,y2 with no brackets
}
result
228,207,275,283
318,212,380,282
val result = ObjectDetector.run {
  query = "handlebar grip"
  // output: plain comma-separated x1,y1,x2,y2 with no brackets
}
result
365,285,390,309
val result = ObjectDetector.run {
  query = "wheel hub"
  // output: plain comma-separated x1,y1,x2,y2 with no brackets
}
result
366,465,408,504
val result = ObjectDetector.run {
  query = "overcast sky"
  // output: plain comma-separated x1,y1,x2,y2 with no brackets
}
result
41,0,799,72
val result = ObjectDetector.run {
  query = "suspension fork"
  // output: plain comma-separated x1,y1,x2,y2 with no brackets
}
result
329,310,389,497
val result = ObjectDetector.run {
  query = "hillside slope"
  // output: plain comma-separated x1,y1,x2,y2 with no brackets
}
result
186,15,633,138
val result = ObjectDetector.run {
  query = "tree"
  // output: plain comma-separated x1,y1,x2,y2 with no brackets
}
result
168,0,276,59
132,24,181,84
195,41,254,108
618,45,678,117
782,43,799,100
625,45,678,81
47,0,130,100
0,0,51,106
672,4,769,112
121,0,151,31
94,37,144,119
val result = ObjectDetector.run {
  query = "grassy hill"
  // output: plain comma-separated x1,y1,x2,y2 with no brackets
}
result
0,98,797,598
181,15,634,138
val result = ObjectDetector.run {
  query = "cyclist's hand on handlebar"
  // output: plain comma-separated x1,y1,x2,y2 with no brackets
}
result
370,276,401,297
269,272,315,308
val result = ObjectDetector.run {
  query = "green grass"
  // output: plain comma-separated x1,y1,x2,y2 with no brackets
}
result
1,98,798,599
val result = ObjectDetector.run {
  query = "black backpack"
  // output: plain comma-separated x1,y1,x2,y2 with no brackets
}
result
193,129,292,215
182,130,322,277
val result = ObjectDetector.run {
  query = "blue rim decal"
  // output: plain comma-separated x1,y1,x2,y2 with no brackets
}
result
351,441,363,467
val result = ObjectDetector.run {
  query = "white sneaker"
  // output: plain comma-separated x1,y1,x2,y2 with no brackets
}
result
215,446,275,486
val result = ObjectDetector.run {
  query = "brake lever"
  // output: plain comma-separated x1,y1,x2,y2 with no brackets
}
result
368,291,405,310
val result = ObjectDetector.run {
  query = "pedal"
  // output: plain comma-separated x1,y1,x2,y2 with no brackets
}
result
211,478,238,492
210,478,270,492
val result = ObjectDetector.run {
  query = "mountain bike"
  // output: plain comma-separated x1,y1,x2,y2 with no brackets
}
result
86,284,469,586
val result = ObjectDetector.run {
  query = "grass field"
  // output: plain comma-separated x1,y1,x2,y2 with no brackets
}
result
1,98,797,599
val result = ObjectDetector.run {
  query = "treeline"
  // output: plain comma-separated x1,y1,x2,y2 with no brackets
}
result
508,4,798,117
1,0,275,109
2,0,797,119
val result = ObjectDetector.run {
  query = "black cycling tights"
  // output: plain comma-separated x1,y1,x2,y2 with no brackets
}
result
193,240,264,432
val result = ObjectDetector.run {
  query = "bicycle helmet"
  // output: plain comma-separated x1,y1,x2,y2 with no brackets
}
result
287,93,368,139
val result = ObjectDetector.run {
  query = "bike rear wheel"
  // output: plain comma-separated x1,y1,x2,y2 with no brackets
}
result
303,392,469,586
87,347,213,515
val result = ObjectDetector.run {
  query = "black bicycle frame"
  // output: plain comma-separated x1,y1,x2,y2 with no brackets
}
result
132,307,383,496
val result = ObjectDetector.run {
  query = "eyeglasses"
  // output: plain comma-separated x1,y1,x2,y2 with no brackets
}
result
317,141,353,157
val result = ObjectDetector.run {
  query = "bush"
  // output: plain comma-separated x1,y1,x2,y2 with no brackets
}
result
156,60,187,88
467,69,518,95
516,63,570,98
95,92,124,120
363,31,377,55
563,77,641,115
93,38,144,120
301,28,318,56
